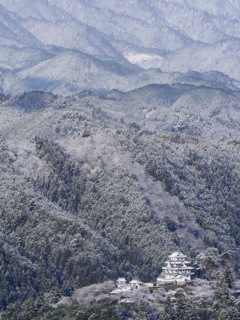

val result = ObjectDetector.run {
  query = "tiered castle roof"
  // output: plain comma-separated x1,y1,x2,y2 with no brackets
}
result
157,251,194,285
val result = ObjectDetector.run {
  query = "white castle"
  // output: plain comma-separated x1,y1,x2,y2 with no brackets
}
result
157,251,194,286
111,251,194,294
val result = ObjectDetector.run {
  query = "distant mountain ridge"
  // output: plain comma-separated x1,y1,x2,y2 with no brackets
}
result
0,0,239,94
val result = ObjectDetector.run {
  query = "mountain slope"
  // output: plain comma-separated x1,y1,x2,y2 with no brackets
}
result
0,4,42,46
0,0,240,94
1,85,240,314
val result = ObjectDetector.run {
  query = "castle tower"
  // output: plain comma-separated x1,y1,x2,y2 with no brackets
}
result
157,252,194,285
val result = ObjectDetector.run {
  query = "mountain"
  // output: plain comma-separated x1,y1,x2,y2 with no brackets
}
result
1,1,240,318
95,83,240,138
0,0,239,94
1,86,240,317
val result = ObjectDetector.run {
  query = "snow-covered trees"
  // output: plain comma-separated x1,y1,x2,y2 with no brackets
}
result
212,274,240,320
1,87,240,318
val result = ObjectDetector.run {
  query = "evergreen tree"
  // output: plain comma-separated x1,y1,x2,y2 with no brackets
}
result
175,297,198,320
212,273,239,320
224,264,235,289
162,296,177,320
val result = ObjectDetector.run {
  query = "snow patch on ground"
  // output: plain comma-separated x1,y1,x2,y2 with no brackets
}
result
54,281,115,307
125,53,164,69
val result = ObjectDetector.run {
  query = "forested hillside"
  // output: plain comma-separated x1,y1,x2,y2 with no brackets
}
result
1,84,240,318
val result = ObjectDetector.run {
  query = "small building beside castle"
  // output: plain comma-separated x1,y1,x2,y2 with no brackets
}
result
116,277,127,287
110,278,145,294
157,252,194,286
